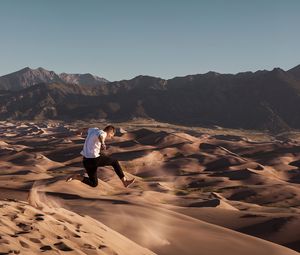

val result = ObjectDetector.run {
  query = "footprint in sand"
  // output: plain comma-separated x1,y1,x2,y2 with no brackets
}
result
19,240,30,248
4,250,20,254
34,213,45,221
40,245,52,251
100,227,107,232
10,214,18,220
5,199,18,202
30,238,41,243
16,206,25,213
98,245,118,255
83,243,96,250
16,222,32,232
54,241,73,251
15,222,33,235
2,213,17,220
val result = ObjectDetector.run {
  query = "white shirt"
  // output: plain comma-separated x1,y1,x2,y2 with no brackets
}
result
80,128,107,158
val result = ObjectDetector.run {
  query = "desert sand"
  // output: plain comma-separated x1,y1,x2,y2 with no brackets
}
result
0,120,300,254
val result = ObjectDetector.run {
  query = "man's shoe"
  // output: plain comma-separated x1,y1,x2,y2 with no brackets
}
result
122,178,135,188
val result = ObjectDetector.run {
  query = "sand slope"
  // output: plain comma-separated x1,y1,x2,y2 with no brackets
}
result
0,198,155,255
1,196,298,255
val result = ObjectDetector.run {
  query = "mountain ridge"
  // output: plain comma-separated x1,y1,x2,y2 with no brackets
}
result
0,65,300,133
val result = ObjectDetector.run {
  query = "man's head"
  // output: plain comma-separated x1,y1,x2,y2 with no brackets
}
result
103,125,115,139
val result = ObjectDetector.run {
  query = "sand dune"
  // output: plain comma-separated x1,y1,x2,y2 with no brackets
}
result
0,120,300,254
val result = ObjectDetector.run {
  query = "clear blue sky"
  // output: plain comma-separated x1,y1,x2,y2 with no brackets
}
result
0,0,299,81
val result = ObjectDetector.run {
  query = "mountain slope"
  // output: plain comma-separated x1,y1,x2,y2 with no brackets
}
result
288,64,300,81
0,67,61,90
59,72,108,86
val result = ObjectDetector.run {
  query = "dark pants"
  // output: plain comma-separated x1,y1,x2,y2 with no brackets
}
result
82,154,125,187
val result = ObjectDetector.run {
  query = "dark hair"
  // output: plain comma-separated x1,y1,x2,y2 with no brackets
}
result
103,125,115,133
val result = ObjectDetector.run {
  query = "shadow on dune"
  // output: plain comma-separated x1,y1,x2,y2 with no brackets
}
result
204,156,246,172
228,189,257,201
0,170,31,176
211,134,245,141
284,240,300,253
188,199,223,208
210,169,257,180
241,145,300,160
110,149,151,161
45,145,82,162
187,179,223,189
237,217,294,236
110,140,138,148
45,191,131,205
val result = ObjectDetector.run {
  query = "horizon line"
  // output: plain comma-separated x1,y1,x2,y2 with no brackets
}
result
1,63,299,82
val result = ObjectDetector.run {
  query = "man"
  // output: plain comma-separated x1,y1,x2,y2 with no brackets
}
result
66,125,135,188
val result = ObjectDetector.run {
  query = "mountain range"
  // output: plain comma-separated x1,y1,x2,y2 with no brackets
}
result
0,67,108,90
0,65,300,133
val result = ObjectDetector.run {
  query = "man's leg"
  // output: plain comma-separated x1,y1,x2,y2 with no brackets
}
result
81,158,99,187
97,154,125,179
97,154,135,187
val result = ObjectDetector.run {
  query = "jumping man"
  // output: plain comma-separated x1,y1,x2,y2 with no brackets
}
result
66,125,135,188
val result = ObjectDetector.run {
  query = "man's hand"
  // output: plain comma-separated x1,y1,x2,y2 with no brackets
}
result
101,143,106,150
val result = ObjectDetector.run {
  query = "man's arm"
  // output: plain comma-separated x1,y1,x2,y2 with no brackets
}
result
99,134,106,150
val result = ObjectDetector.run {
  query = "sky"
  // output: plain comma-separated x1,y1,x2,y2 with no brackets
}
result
0,0,299,81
